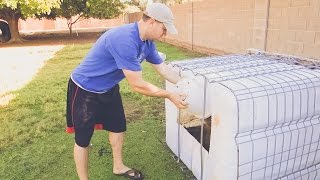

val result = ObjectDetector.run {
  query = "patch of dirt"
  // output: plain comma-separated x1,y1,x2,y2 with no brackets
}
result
123,100,145,122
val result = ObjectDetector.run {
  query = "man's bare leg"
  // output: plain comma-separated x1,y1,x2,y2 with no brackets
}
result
74,143,89,180
109,132,132,174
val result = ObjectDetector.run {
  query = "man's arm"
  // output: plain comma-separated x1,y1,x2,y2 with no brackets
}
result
122,69,188,109
151,63,181,84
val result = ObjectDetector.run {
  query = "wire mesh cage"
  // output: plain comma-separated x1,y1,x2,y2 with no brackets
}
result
165,51,320,180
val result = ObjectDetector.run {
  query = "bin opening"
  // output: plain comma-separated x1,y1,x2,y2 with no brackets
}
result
185,116,211,152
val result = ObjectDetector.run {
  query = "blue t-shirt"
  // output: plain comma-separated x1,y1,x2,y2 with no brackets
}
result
71,22,163,93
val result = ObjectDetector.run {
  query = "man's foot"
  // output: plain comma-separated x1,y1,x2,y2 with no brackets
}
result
114,168,143,180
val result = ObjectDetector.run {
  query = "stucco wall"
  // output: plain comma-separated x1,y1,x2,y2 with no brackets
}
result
19,16,123,33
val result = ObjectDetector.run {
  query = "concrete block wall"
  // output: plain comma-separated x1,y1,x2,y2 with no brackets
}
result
166,0,320,60
252,0,269,50
267,0,320,59
122,13,142,24
15,0,320,60
165,0,256,54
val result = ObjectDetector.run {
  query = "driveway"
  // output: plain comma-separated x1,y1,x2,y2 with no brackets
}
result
0,45,64,106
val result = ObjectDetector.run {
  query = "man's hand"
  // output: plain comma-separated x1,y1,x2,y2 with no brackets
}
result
168,93,189,109
122,69,188,109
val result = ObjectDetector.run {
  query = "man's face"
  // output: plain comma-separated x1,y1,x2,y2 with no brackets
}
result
149,19,167,40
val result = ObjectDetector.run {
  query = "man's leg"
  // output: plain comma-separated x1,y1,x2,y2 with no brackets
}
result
109,131,131,174
74,143,89,180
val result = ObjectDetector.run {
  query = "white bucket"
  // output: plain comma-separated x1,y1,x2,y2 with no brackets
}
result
176,77,211,118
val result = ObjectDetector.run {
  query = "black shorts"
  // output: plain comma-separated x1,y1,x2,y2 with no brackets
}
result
66,78,126,147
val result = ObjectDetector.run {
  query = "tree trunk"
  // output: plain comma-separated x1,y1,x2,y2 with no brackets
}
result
7,14,23,43
68,23,73,36
67,15,82,37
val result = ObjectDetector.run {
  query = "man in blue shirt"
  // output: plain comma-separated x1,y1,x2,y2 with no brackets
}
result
66,3,188,180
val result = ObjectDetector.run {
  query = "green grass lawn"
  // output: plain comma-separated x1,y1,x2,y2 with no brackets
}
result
0,42,203,179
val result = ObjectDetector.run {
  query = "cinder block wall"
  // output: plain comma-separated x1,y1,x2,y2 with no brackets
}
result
165,0,256,55
16,0,320,59
267,0,320,59
165,0,320,60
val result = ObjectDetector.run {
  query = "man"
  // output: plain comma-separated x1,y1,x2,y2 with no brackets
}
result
66,3,188,180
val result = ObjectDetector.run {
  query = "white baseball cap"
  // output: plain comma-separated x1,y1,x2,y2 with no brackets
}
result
145,3,178,34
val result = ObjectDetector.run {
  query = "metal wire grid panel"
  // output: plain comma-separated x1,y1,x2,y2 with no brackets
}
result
252,52,320,70
236,116,320,179
172,54,320,180
174,53,320,73
279,163,320,180
226,68,320,179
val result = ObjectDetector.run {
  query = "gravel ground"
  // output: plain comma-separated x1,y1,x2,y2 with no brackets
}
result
0,45,64,106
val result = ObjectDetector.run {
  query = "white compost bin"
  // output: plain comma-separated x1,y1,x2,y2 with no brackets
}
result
165,52,320,180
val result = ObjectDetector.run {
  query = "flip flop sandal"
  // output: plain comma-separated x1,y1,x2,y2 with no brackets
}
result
115,168,144,180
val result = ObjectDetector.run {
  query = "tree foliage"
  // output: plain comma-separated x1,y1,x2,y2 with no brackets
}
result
45,0,124,35
0,0,61,42
126,0,145,10
0,0,60,20
85,0,124,19
0,0,124,42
